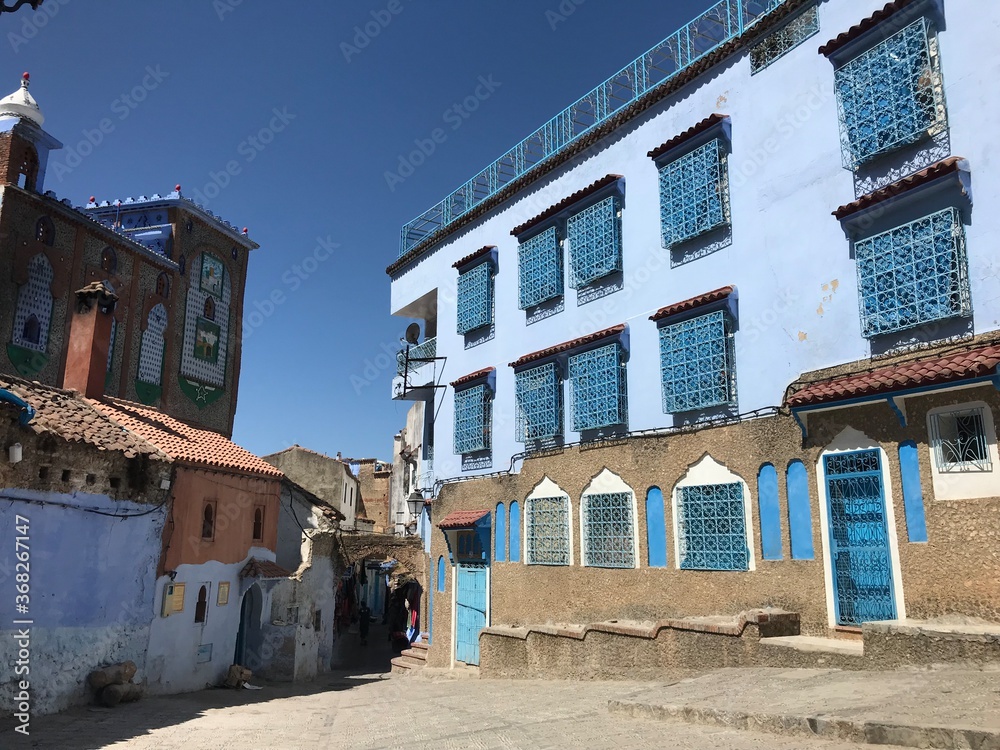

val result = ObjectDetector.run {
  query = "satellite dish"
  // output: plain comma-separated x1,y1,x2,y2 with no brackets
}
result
405,323,421,345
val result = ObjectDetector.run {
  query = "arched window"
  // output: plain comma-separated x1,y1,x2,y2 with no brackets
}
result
495,502,506,562
178,254,186,275
525,478,572,566
203,296,215,321
35,216,54,246
508,500,521,563
100,247,117,274
194,585,208,623
13,253,54,353
253,507,264,541
436,556,446,592
155,272,170,298
757,464,783,560
581,470,636,569
202,503,215,539
645,487,667,568
786,461,815,559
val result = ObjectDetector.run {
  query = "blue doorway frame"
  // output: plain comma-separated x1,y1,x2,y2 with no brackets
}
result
455,562,488,665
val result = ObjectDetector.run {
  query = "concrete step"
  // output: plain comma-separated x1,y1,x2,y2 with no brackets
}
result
409,640,430,653
761,635,864,657
400,648,427,663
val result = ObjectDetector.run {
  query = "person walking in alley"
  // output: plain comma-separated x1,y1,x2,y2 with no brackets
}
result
358,601,371,646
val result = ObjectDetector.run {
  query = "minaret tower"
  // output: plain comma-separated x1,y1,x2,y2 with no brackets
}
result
0,72,62,193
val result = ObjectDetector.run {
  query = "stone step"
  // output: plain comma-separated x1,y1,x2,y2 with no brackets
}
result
409,641,430,653
761,635,864,657
400,648,427,663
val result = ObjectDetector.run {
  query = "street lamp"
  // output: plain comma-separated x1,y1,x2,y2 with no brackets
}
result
406,491,425,520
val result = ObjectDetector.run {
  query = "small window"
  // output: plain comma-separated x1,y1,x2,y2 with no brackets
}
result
203,297,216,321
313,610,322,630
35,216,54,246
930,407,992,473
194,585,208,623
101,247,118,274
252,506,264,541
155,272,170,298
178,254,186,275
202,503,215,539
453,384,492,455
21,314,40,346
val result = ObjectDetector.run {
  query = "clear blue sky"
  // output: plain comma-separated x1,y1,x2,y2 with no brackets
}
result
5,0,713,460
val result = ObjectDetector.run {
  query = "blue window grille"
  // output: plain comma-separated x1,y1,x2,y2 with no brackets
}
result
658,138,730,248
514,362,563,442
525,496,571,565
750,5,819,74
582,492,635,568
677,482,749,571
659,310,735,413
453,384,492,454
518,227,562,309
835,17,947,169
568,343,627,431
456,262,493,334
855,207,970,338
567,195,622,288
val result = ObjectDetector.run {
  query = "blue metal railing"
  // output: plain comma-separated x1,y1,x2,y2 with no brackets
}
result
398,0,790,258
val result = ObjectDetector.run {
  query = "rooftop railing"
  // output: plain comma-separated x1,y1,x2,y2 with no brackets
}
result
397,0,791,259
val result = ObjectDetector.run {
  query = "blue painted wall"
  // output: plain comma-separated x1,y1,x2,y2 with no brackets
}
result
756,465,783,560
898,442,929,543
645,487,667,567
786,461,815,560
495,502,506,561
508,500,521,563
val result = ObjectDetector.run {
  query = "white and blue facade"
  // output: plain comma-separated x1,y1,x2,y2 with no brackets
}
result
392,0,1000,661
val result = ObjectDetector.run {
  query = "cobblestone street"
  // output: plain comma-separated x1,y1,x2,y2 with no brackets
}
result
5,667,879,750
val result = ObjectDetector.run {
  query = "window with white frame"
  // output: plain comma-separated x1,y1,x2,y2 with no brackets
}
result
929,406,992,473
525,495,571,565
453,383,492,455
582,491,635,568
833,16,947,169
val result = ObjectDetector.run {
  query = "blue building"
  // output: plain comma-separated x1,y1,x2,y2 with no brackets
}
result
389,0,1000,668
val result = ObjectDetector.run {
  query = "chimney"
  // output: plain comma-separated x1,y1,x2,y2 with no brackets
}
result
63,281,118,400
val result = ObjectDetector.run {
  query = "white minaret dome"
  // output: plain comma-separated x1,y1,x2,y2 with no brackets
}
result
0,72,44,127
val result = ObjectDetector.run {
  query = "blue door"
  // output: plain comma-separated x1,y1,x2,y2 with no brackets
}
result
455,563,487,665
824,450,897,626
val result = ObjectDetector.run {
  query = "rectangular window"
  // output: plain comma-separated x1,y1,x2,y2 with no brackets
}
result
677,482,749,571
750,5,820,74
525,496,570,566
454,384,492,454
514,362,562,442
658,138,730,248
582,492,635,569
855,207,970,338
456,262,493,334
518,227,562,309
835,17,946,169
659,310,735,413
567,195,622,288
568,343,627,431
930,407,992,473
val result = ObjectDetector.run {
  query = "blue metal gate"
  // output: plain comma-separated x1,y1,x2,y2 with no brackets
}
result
824,449,897,626
455,563,487,665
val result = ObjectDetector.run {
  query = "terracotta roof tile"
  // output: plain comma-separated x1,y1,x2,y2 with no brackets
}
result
240,558,293,579
510,175,622,237
819,0,917,57
509,324,625,369
437,509,489,530
450,367,495,389
647,114,728,160
650,286,734,322
787,345,1000,408
386,0,815,276
0,376,169,461
833,158,966,219
92,398,283,477
452,245,496,269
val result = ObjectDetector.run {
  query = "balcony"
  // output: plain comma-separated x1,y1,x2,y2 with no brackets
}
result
392,337,438,400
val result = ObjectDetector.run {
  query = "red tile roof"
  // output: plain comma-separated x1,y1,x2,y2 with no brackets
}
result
452,245,496,269
647,114,728,160
819,0,917,57
92,398,283,478
437,509,489,530
650,286,734,322
0,376,169,461
241,558,293,580
510,174,623,237
509,324,626,369
450,367,495,388
787,345,1000,408
833,158,966,220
